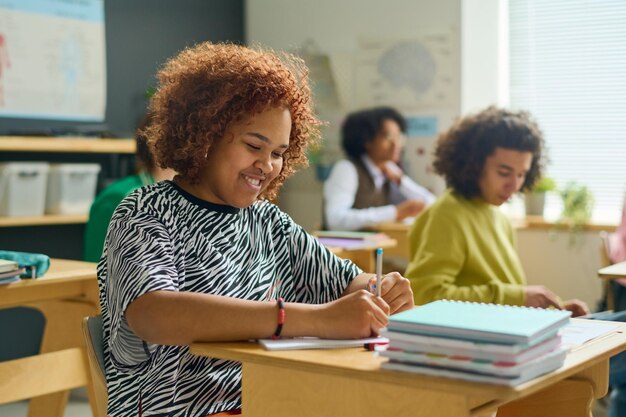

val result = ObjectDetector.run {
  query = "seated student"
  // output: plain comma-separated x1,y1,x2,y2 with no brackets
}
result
323,107,435,230
83,118,175,262
404,106,589,317
98,42,414,417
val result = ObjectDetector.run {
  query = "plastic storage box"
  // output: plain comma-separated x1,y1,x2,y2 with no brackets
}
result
0,162,50,217
45,163,101,215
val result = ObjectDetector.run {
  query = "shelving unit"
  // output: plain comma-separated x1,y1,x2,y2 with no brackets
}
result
0,214,89,228
0,137,135,259
0,136,134,153
513,215,617,232
0,136,134,229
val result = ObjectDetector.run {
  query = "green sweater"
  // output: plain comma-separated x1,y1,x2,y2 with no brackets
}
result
405,189,526,306
84,174,150,262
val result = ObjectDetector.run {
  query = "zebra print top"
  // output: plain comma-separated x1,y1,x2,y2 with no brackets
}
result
97,181,361,417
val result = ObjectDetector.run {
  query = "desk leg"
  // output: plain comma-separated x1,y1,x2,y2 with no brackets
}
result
347,250,375,273
242,363,472,417
496,379,594,417
496,359,608,417
26,298,99,417
381,230,409,259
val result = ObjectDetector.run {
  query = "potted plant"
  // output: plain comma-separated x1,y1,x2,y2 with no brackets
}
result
308,143,335,182
525,177,556,216
559,181,594,236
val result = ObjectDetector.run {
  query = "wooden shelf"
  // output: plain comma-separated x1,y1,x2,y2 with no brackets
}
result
0,214,88,227
0,136,135,154
512,215,617,232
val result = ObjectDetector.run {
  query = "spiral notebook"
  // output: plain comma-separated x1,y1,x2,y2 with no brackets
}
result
380,329,561,362
379,345,567,377
387,300,571,346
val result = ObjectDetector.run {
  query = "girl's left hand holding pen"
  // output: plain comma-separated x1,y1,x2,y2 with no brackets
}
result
368,271,414,315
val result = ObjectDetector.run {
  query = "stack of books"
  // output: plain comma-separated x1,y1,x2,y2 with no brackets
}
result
0,259,25,285
379,300,571,386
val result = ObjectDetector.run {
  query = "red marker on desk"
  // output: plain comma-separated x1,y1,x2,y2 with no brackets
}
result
364,341,389,351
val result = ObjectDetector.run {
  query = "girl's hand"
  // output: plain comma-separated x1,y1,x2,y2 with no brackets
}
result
381,162,404,185
563,299,589,317
369,272,414,314
395,199,426,221
523,285,563,309
316,290,390,339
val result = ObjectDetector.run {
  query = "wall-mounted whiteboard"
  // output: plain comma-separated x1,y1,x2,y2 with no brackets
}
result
0,0,105,122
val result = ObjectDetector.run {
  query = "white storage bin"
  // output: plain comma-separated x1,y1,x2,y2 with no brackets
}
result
45,163,101,215
0,162,50,217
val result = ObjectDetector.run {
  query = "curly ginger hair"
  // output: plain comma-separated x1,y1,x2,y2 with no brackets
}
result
144,42,321,201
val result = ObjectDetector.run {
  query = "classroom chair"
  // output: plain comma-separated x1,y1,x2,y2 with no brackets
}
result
600,231,616,311
82,315,108,417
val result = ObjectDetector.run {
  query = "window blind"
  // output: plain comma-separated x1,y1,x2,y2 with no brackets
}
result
509,0,626,222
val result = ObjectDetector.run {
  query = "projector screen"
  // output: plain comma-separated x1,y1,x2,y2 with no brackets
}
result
0,0,106,122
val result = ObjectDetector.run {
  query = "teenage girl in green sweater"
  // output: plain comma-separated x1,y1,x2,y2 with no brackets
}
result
405,106,588,317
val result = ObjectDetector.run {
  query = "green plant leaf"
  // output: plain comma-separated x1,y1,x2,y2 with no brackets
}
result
532,177,557,193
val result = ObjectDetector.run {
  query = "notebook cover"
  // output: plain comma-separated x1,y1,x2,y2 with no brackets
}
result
379,345,565,377
0,259,19,274
380,329,561,362
381,347,566,386
315,231,387,240
259,336,387,351
317,237,380,250
388,300,571,345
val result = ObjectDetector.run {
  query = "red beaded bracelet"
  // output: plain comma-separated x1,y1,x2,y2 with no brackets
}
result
271,297,285,340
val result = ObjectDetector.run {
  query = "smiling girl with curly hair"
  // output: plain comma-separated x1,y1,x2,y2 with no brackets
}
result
98,42,414,417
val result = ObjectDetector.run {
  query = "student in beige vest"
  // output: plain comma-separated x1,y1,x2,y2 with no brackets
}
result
323,107,435,230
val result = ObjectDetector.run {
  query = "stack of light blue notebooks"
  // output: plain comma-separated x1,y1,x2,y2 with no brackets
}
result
380,300,571,386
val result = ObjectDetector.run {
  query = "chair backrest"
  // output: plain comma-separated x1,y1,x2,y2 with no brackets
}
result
600,231,613,268
82,315,108,417
599,231,616,311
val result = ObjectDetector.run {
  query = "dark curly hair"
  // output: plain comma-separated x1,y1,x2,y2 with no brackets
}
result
341,107,406,159
143,42,321,201
433,106,545,199
134,112,156,173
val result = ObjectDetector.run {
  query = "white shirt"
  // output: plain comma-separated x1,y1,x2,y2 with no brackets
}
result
323,155,436,231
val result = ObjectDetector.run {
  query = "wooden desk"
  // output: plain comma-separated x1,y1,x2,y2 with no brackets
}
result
0,259,99,417
325,238,397,272
598,261,626,280
190,319,626,417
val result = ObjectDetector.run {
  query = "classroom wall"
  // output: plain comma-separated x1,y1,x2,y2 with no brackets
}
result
460,0,508,112
518,230,604,309
0,2,245,260
246,0,461,231
246,0,605,308
1,0,244,137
